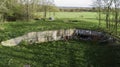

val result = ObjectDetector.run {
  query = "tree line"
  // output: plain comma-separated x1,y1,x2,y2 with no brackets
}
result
0,0,58,21
94,0,120,35
59,8,94,12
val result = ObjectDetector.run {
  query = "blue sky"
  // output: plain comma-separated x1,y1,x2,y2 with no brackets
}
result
54,0,92,7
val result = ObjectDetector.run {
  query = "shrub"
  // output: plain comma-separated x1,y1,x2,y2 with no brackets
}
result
0,0,37,21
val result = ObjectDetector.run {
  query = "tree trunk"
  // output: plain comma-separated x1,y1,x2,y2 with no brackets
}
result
114,9,118,34
44,6,47,19
106,12,109,28
98,7,101,27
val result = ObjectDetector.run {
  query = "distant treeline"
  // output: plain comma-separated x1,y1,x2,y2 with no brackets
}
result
58,7,95,12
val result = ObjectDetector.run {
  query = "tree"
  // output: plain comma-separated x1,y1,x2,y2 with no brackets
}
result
102,0,113,29
93,0,102,27
113,0,120,34
0,0,41,21
0,0,8,21
40,0,58,18
93,0,120,35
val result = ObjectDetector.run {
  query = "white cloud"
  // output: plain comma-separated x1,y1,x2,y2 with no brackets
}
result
54,0,92,7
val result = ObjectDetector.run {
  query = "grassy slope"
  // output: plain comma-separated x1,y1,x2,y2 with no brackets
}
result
0,40,120,67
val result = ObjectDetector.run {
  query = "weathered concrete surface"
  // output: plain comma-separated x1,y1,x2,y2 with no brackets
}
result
1,37,23,46
23,32,37,44
1,29,75,46
1,29,112,46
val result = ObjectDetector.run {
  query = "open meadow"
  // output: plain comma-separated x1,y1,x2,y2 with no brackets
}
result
0,12,120,41
0,12,105,40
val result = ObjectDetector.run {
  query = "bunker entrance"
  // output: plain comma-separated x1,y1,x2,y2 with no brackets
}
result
73,29,115,43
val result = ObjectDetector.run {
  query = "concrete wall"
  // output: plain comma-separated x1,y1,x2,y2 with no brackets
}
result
1,29,75,46
1,29,109,46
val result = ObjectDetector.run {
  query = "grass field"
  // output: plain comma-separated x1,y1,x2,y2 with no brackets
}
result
53,12,97,19
0,12,107,41
0,40,120,67
0,12,120,67
0,12,119,41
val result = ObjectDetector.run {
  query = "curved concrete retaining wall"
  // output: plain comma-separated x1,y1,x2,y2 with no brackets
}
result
1,29,75,46
1,29,111,46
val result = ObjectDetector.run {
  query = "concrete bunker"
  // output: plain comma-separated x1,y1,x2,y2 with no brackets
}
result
1,29,114,46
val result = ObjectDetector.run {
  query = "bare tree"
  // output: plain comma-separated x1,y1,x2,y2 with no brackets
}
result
113,0,120,34
98,0,102,27
93,0,120,35
93,0,102,27
41,0,55,18
103,0,113,29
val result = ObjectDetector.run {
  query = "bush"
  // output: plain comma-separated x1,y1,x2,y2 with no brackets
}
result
0,1,36,21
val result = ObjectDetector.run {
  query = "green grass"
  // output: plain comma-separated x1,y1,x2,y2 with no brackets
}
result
54,12,97,19
0,40,119,67
0,19,102,41
39,12,97,19
0,12,120,67
0,12,112,41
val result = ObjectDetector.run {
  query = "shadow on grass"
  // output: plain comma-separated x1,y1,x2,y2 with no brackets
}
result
0,40,120,67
